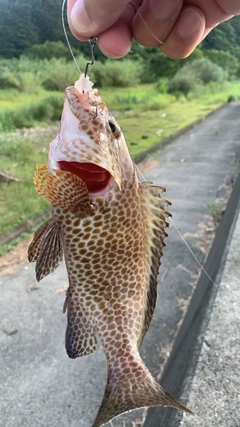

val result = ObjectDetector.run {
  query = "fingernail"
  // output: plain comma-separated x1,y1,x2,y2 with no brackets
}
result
98,41,132,59
71,0,91,34
177,8,204,38
149,0,179,20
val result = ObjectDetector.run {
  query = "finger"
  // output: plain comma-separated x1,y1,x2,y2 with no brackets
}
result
214,0,240,16
98,3,138,58
160,6,205,59
67,0,130,39
98,20,132,58
132,0,183,47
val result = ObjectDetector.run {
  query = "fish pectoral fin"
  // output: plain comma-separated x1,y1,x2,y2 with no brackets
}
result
64,294,97,358
28,218,63,282
34,165,92,213
92,352,193,427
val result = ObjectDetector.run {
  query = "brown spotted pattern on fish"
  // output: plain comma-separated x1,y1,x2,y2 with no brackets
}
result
28,74,193,426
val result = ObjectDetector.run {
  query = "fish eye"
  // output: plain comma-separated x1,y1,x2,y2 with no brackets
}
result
109,122,117,133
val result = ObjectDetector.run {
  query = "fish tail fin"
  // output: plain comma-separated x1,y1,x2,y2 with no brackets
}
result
92,352,193,427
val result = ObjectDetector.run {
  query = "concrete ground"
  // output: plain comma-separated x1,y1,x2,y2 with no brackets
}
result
179,206,240,427
1,101,240,427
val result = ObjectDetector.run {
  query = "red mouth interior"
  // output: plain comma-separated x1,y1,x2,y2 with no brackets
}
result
58,161,111,192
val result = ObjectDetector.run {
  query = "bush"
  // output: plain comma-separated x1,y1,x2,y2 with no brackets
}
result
204,49,239,77
27,41,77,60
167,58,228,96
32,95,63,121
168,73,196,96
182,58,228,84
42,57,82,91
90,59,142,87
0,56,45,92
0,94,63,131
0,69,20,90
140,52,182,83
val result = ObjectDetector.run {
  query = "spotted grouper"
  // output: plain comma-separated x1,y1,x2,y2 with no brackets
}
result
28,74,192,426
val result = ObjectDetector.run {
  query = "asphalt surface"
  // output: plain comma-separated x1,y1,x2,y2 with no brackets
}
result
1,101,240,427
179,193,240,427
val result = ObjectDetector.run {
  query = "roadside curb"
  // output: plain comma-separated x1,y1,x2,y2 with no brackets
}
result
0,102,228,250
143,169,240,426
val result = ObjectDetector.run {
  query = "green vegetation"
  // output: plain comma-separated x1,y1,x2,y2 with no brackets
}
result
1,0,240,247
0,231,34,257
1,76,240,236
0,130,54,234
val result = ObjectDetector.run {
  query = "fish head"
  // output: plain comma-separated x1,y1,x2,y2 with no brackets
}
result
48,74,134,197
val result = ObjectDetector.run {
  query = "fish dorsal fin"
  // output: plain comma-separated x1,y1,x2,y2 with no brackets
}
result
140,182,171,342
28,218,63,282
64,293,98,358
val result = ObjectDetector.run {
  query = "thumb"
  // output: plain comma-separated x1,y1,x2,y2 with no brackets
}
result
67,0,130,39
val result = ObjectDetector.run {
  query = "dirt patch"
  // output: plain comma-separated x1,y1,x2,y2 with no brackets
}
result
0,236,32,275
137,158,161,174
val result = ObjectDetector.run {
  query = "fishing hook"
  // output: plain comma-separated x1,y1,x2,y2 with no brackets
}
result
84,36,98,78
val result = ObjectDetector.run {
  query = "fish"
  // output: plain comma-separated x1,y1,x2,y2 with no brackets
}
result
28,73,193,426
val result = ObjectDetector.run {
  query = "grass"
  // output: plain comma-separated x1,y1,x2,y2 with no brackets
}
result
1,79,240,242
0,89,64,131
0,129,55,234
107,80,240,157
0,231,33,257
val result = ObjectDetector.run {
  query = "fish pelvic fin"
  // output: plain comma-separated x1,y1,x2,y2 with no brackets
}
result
64,293,98,358
92,351,193,427
34,165,94,216
140,182,171,343
28,218,63,282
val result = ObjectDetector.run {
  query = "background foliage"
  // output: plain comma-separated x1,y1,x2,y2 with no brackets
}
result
0,0,240,63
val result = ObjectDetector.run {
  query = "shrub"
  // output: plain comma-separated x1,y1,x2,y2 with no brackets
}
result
90,59,142,87
0,56,45,92
204,49,238,77
32,95,63,121
0,94,63,131
42,57,81,91
140,52,182,83
0,69,20,90
27,41,76,60
168,73,196,96
181,58,228,84
167,58,228,96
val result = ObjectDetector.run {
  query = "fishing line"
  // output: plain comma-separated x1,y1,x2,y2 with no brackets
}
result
62,0,81,73
61,1,216,290
169,217,218,289
134,163,217,289
138,12,163,45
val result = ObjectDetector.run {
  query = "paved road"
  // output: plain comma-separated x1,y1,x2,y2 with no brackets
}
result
179,201,240,427
1,101,240,427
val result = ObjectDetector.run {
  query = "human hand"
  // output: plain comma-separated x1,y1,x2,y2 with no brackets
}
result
67,0,240,59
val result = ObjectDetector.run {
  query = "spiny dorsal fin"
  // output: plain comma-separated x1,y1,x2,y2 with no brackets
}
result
140,182,171,342
28,219,63,282
64,293,98,358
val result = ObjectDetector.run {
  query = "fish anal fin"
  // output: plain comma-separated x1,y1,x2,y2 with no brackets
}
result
140,183,172,342
64,294,97,358
92,351,193,427
28,219,63,282
34,165,92,213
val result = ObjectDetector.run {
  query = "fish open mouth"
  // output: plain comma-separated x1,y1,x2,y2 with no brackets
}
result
58,161,111,193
